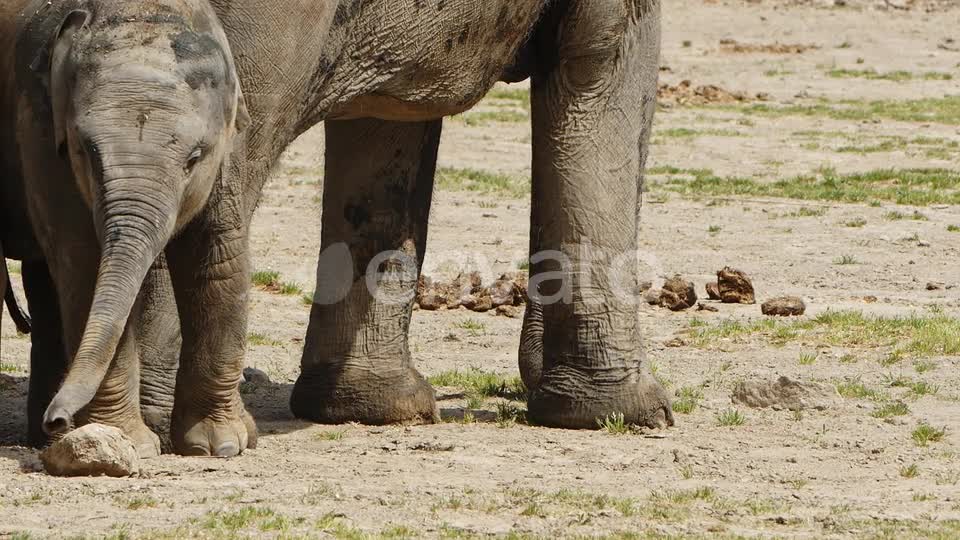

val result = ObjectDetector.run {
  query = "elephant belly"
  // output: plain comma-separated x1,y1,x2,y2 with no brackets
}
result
331,0,548,122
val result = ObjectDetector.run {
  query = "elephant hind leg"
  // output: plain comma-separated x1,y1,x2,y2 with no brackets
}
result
524,0,672,429
291,118,441,425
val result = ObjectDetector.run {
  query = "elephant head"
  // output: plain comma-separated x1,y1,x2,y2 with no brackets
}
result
37,0,248,434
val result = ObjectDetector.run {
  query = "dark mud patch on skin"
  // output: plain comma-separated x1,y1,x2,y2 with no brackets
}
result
170,30,223,64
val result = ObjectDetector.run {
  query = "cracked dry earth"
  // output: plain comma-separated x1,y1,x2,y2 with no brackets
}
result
3,1,960,538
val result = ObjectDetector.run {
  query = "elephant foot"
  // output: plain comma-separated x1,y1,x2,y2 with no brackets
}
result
122,419,163,458
527,367,674,430
290,364,438,425
171,395,257,457
141,404,173,454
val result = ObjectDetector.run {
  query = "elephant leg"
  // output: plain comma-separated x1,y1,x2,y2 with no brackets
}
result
137,255,181,453
290,118,440,425
23,260,66,447
518,300,544,392
166,211,256,457
46,252,160,456
525,0,673,429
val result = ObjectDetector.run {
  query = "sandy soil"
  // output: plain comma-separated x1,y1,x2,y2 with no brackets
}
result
3,1,960,537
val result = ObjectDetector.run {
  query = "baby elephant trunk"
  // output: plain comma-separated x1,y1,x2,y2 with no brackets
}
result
43,172,178,436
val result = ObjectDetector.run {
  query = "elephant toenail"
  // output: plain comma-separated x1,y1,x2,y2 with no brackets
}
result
214,442,240,457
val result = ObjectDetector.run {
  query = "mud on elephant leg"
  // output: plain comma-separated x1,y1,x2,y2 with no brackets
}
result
23,261,67,447
290,118,441,425
137,256,182,453
167,224,256,457
524,0,673,429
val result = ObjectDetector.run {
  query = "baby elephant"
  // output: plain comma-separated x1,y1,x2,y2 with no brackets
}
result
0,0,249,455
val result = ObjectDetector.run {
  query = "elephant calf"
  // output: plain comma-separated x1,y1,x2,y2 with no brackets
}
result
0,0,250,456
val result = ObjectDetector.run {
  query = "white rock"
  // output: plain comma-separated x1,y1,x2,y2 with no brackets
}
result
41,424,140,477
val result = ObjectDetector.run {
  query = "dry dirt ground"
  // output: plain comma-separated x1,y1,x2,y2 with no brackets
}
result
3,1,960,538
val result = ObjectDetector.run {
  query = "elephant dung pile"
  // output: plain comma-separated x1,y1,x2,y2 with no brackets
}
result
416,272,527,316
648,267,806,317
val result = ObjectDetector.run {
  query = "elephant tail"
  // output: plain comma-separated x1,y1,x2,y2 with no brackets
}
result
4,263,31,335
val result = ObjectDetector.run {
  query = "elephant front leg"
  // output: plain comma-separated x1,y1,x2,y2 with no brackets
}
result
137,255,182,453
525,0,673,429
290,118,441,425
46,257,160,457
167,222,256,457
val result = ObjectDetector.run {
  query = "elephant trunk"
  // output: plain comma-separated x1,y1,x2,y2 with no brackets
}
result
44,171,178,435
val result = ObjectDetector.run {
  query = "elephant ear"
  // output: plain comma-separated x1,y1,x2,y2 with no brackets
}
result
49,10,90,156
234,86,250,134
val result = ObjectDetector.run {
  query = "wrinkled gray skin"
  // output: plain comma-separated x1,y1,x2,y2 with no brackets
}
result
0,0,250,456
136,0,673,448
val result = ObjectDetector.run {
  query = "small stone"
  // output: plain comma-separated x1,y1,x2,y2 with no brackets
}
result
926,282,945,291
705,282,722,301
717,267,756,304
697,302,719,312
41,424,140,477
242,367,270,385
660,275,697,311
732,376,839,411
761,296,806,317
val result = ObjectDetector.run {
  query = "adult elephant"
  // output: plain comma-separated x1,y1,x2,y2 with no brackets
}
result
96,0,674,454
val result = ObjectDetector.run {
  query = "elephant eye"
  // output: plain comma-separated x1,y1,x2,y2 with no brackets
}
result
185,147,204,174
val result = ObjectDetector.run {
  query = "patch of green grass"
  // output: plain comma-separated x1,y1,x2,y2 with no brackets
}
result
457,110,528,126
912,423,947,447
708,224,722,234
658,166,960,207
314,429,346,442
454,319,487,339
597,412,632,435
792,206,828,217
656,127,744,139
427,369,526,400
247,333,283,347
948,224,960,232
486,87,530,106
436,167,529,198
301,292,314,306
845,217,867,228
826,68,952,82
465,392,485,410
691,310,960,360
884,210,928,221
672,386,704,414
117,496,158,510
872,401,910,418
914,360,937,374
252,270,280,288
901,464,920,478
798,351,818,365
836,377,884,400
716,408,746,426
909,380,939,397
495,402,526,427
251,270,302,296
725,95,960,126
834,254,859,265
0,363,20,373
